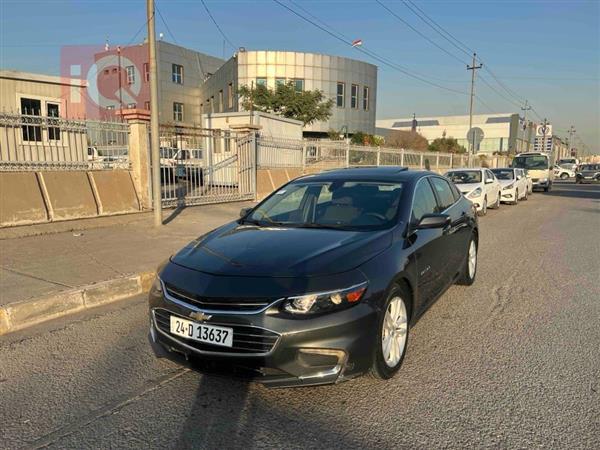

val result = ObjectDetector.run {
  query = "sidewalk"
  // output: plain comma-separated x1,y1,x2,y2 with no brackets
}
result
0,201,252,307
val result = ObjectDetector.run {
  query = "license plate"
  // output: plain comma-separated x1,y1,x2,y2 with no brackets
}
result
169,316,233,348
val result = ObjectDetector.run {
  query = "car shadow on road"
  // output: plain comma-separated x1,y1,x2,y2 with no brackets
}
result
542,188,600,200
174,366,385,449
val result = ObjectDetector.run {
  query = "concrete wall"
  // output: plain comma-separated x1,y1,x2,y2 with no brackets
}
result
0,170,141,228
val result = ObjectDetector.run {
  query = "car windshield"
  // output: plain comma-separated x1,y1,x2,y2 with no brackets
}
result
580,164,598,171
445,170,482,184
245,180,404,230
491,169,514,180
511,155,549,170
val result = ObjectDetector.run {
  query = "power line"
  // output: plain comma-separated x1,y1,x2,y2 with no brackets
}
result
375,0,468,65
273,0,469,97
200,0,237,51
401,0,473,58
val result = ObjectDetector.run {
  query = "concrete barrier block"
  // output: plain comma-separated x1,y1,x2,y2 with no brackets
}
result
257,169,274,199
90,171,140,215
5,290,84,333
83,276,141,307
41,171,98,220
0,172,48,226
270,169,289,190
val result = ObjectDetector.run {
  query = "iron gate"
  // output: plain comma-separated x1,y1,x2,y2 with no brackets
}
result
158,124,255,207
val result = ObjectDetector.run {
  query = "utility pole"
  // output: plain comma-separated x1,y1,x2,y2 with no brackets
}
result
148,0,162,227
467,53,482,167
521,100,532,152
568,125,576,156
117,46,123,117
539,118,549,155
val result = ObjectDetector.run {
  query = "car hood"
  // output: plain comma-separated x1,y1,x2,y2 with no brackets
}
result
497,179,515,187
170,221,394,277
455,182,483,195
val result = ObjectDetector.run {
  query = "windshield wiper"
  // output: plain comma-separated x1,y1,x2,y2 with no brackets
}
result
294,223,350,230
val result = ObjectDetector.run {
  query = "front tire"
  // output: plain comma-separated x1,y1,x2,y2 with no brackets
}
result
456,236,477,286
523,188,528,201
513,189,519,205
477,197,487,216
560,173,569,180
370,285,411,380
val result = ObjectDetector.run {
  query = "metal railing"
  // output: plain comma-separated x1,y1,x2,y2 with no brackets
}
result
0,112,129,171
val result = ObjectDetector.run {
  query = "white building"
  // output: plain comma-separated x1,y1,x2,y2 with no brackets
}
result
377,113,536,155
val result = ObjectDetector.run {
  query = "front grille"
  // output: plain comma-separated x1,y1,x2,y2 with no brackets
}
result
532,178,539,182
153,308,280,355
164,283,274,313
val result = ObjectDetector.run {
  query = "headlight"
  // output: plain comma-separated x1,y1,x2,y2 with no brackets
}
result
467,187,482,198
503,183,514,190
151,276,163,293
283,282,368,315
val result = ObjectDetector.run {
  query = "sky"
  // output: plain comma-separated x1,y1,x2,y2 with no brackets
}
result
1,0,599,150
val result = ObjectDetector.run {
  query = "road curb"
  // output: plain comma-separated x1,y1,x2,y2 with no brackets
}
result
0,270,155,336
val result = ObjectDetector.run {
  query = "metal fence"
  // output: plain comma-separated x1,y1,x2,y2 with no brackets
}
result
257,138,476,172
0,112,129,171
158,124,255,207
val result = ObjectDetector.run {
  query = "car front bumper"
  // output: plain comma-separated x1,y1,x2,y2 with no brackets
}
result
501,189,516,201
532,179,550,188
148,288,379,388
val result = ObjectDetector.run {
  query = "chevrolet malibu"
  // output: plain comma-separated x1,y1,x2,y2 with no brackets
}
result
149,167,479,387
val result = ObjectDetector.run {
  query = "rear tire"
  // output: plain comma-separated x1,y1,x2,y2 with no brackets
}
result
370,284,411,380
560,173,568,180
456,236,477,286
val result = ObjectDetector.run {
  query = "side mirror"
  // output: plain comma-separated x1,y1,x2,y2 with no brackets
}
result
239,207,252,218
416,214,451,230
485,178,494,184
517,175,522,180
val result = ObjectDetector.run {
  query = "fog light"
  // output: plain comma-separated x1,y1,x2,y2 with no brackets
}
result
297,348,348,380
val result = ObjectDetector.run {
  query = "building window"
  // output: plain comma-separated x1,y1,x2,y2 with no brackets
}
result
218,90,224,113
127,103,136,109
173,102,184,121
172,64,184,84
256,77,267,87
363,86,369,111
143,63,149,82
126,65,135,84
351,84,359,109
20,98,41,141
336,82,345,108
47,103,60,141
293,79,304,92
275,77,286,87
227,82,234,109
144,101,150,110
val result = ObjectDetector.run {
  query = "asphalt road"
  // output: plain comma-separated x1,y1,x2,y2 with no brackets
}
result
1,181,599,450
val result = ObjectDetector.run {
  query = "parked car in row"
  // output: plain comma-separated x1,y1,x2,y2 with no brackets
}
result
149,167,479,387
553,164,576,180
444,168,501,216
575,164,600,184
556,157,579,172
491,168,529,204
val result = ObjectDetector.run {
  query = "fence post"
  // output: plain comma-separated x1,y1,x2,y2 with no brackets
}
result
117,109,152,209
401,148,405,166
302,142,306,170
377,146,381,166
345,140,350,167
436,154,440,172
450,153,453,168
420,153,424,169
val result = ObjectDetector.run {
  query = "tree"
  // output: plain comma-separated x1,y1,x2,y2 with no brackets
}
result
386,130,428,151
428,137,467,154
238,82,333,126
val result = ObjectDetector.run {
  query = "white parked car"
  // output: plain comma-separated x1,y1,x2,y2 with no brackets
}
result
553,164,576,180
491,168,529,204
445,168,501,216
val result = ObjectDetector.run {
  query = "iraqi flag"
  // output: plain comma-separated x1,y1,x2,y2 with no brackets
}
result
352,39,363,47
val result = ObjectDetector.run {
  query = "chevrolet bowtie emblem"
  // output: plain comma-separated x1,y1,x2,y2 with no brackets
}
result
190,311,212,322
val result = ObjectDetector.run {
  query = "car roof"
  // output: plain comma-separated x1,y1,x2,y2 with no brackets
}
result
491,167,514,170
446,167,484,172
296,166,433,183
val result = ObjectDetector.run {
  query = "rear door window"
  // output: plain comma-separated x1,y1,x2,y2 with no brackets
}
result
429,177,456,211
411,179,438,222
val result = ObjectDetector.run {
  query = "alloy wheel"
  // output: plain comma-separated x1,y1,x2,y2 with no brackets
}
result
468,239,477,279
382,297,408,368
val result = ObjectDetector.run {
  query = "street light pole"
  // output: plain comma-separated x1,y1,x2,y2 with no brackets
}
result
521,100,532,152
467,53,482,167
568,125,576,157
147,0,162,227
